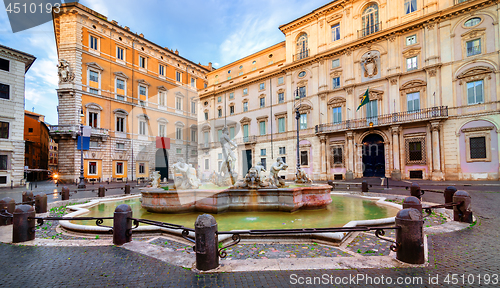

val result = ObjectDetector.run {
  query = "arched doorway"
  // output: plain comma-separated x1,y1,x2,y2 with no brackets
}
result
362,134,385,177
155,149,169,181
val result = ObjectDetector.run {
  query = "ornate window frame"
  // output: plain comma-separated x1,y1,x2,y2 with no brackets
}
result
461,28,486,58
327,97,346,123
257,115,268,136
400,80,426,110
462,126,493,163
329,141,345,168
404,134,426,165
457,66,493,104
277,88,285,104
275,111,287,133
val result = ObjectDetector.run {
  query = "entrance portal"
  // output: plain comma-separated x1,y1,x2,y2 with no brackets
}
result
362,134,385,177
155,149,169,181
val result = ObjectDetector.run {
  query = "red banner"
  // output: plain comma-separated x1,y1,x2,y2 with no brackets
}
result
156,137,170,149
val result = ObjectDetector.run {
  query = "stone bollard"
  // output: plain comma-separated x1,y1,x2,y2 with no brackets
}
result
61,187,70,201
13,205,36,243
402,196,422,212
410,183,422,200
22,191,34,205
0,197,15,226
361,181,369,192
395,208,425,264
444,186,457,207
453,190,473,223
195,214,219,271
113,204,133,245
124,184,131,195
34,193,48,213
98,185,106,198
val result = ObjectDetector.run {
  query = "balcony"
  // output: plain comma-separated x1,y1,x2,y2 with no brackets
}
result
234,136,257,145
293,49,310,61
49,125,109,141
358,22,382,38
316,106,448,134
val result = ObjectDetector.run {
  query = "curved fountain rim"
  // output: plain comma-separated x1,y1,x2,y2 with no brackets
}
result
58,192,401,242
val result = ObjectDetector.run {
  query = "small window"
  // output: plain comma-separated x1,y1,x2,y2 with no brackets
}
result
88,112,98,128
191,130,196,142
88,161,97,175
300,151,309,166
116,162,124,175
0,122,9,139
239,65,243,69
176,97,182,110
332,107,342,124
0,176,6,184
332,59,340,68
260,97,265,108
278,117,285,133
278,93,284,104
116,116,125,132
139,86,147,96
218,108,222,118
191,102,196,114
176,127,182,140
159,64,165,76
0,58,9,72
333,147,343,164
89,70,99,83
239,72,243,76
159,124,166,137
229,92,234,99
139,56,146,68
243,102,248,112
404,0,417,14
259,83,265,90
332,77,340,89
0,155,7,170
407,92,420,112
116,143,125,149
190,78,195,87
139,163,145,174
298,86,306,98
470,137,487,159
227,76,231,80
205,159,210,170
407,56,418,71
464,17,481,27
259,121,266,135
243,88,248,95
279,147,286,154
278,77,284,85
467,80,483,104
0,84,9,100
204,83,207,88
230,105,234,115
90,35,98,50
466,39,481,56
177,148,182,154
409,141,423,161
204,112,208,120
261,149,266,156
252,60,256,65
89,88,99,95
218,96,222,103
331,24,340,41
299,113,307,129
406,35,417,46
176,71,182,82
116,47,124,61
116,78,125,91
298,71,306,78
139,121,147,135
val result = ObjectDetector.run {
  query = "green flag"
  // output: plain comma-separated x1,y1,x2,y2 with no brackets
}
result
357,88,370,111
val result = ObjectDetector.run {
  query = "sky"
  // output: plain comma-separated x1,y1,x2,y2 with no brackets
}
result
0,0,328,124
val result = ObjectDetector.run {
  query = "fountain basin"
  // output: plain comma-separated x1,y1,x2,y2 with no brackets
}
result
140,185,332,213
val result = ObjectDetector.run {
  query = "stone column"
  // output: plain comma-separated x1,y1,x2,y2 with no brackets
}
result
346,131,354,180
391,126,401,180
320,135,327,180
431,121,444,180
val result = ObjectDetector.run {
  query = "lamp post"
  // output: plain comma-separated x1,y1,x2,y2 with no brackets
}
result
294,88,301,179
78,108,86,189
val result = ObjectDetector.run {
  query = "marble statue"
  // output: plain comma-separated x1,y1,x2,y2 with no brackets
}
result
213,127,238,186
295,168,312,184
172,158,201,189
57,59,75,83
233,167,273,189
254,161,267,180
150,171,161,188
269,157,288,188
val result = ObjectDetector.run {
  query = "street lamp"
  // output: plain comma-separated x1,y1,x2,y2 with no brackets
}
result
78,108,86,189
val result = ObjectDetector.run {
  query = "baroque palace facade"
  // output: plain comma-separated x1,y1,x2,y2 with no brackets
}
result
51,3,210,183
199,0,500,181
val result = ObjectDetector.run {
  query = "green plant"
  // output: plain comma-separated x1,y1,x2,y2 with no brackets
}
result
95,235,100,239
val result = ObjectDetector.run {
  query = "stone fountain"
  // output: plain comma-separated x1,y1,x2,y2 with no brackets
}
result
140,127,331,214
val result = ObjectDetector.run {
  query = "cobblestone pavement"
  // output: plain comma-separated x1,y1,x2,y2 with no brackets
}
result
1,188,499,287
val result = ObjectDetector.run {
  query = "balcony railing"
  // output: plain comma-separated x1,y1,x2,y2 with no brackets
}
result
316,106,448,134
49,125,109,137
293,49,310,61
358,22,382,38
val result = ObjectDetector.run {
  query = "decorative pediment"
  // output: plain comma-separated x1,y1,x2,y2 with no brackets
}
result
327,14,342,23
400,80,426,91
274,111,287,117
86,62,103,71
137,113,149,120
330,70,342,77
157,85,168,91
85,102,103,111
461,28,486,40
259,93,266,98
256,115,269,121
327,97,346,107
113,108,128,115
175,121,185,127
297,103,313,114
297,79,308,87
457,66,494,85
277,88,285,94
359,89,384,100
113,71,128,79
175,91,184,97
402,47,421,58
240,117,252,124
157,117,168,123
137,79,150,86
201,124,211,132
